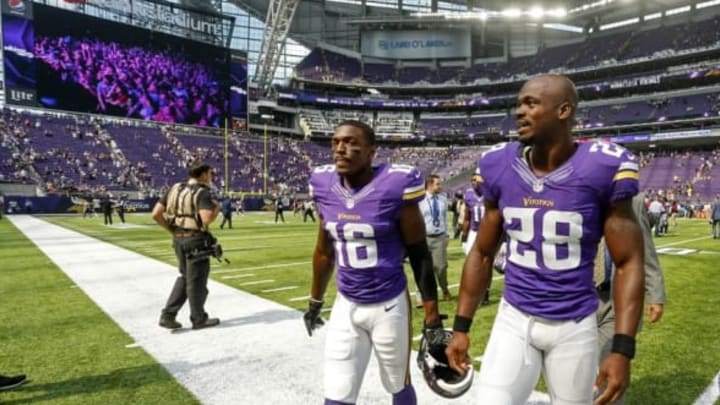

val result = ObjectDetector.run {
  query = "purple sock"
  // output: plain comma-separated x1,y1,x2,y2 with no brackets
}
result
392,384,417,405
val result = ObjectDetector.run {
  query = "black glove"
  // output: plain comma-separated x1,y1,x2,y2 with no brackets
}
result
303,299,325,337
423,319,447,347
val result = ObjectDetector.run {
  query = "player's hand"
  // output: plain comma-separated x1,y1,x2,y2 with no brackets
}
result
445,332,471,375
423,319,445,347
594,353,631,405
646,303,664,323
303,299,324,336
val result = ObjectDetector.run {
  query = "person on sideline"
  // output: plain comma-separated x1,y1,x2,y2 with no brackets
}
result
304,120,442,405
152,161,221,330
420,174,452,301
594,191,666,404
461,174,489,305
446,75,645,405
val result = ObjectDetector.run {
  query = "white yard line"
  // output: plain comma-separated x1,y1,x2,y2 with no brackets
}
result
213,261,312,274
262,286,299,293
239,279,274,286
657,235,712,248
692,369,720,405
220,274,255,279
10,215,549,405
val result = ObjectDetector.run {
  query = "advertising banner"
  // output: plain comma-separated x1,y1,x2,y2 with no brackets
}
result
361,29,471,60
2,0,37,106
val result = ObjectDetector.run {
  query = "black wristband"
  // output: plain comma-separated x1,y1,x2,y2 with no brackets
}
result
453,315,473,333
611,334,636,359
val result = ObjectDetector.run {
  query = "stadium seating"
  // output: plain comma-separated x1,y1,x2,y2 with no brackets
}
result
638,150,720,202
295,16,720,86
0,108,720,205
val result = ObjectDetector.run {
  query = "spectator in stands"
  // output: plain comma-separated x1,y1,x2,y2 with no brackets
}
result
24,199,32,214
711,195,720,239
420,174,452,301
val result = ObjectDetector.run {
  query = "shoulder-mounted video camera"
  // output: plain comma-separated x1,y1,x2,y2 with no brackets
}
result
187,233,230,264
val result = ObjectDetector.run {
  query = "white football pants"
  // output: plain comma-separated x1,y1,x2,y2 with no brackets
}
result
462,230,477,256
324,290,412,403
476,298,598,405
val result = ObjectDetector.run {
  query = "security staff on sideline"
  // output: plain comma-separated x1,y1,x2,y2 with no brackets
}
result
152,161,221,330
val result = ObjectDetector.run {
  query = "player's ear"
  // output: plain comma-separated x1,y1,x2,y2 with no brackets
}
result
558,101,573,121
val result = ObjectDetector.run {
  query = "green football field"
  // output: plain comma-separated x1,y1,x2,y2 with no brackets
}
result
2,212,719,404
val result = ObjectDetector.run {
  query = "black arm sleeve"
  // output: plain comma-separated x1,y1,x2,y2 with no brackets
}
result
407,241,438,302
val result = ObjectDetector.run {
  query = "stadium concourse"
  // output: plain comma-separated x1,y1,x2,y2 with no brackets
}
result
8,214,553,405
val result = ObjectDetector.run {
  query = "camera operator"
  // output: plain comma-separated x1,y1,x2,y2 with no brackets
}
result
151,160,221,330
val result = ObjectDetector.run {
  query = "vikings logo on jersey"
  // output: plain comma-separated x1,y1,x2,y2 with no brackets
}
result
309,163,425,304
477,141,639,320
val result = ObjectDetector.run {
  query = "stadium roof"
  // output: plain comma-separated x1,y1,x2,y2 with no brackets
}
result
230,0,698,51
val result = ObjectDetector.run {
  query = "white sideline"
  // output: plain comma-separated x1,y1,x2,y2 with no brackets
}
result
10,215,550,405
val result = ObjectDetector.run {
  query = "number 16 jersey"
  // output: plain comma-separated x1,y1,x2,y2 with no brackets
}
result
309,163,426,304
477,141,639,320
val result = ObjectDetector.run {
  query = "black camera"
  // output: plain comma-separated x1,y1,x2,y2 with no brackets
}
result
187,234,230,264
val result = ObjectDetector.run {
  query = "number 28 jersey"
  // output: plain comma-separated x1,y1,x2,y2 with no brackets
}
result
477,141,639,320
309,163,426,304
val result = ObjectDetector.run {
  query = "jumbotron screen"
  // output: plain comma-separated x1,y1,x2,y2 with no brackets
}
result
2,2,230,127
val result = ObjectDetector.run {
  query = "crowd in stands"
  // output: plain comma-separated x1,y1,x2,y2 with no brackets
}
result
295,17,720,86
297,91,720,139
35,36,226,127
4,107,720,214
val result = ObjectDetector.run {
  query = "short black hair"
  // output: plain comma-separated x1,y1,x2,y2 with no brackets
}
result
425,174,440,189
188,160,212,178
335,120,376,145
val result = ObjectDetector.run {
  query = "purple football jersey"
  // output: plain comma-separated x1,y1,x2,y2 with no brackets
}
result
309,163,425,304
477,141,639,320
464,187,484,232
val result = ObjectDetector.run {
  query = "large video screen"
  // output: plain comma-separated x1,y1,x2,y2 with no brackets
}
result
2,3,230,127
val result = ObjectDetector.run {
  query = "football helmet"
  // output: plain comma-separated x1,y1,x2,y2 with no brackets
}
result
417,329,474,398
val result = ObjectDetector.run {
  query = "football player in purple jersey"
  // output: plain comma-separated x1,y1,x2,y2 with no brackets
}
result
461,174,490,305
446,75,645,405
303,120,443,405
461,174,484,256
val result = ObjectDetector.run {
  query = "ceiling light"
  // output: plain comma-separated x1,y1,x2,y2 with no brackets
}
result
502,8,522,18
528,6,544,19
